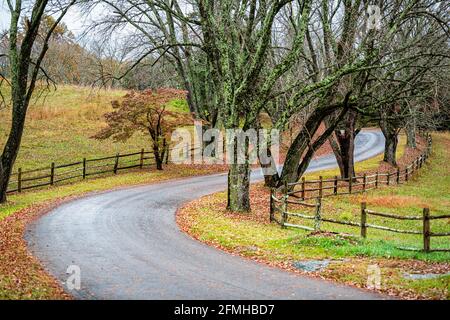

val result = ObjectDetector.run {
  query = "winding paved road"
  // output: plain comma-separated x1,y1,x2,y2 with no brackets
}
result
26,130,386,300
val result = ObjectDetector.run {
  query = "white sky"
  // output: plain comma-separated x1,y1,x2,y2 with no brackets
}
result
0,1,100,37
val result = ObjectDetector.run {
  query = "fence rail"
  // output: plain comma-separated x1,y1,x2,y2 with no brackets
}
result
270,134,449,252
362,205,449,252
6,145,201,195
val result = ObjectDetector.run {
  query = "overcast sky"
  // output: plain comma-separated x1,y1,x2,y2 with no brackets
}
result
0,2,97,37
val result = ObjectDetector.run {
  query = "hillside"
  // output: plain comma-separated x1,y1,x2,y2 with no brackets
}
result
0,85,188,171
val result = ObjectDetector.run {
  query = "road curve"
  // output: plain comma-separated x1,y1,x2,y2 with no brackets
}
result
26,130,386,300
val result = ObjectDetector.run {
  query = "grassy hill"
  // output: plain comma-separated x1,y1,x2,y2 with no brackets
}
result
0,85,188,171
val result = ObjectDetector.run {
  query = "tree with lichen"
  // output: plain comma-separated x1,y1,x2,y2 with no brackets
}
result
87,0,449,211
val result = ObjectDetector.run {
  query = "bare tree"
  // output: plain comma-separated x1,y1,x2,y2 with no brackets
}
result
0,0,77,203
83,0,449,211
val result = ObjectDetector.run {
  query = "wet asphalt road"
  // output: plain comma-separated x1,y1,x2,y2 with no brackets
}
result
26,130,387,300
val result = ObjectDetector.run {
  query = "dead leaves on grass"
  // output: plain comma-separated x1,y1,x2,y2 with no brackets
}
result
0,200,73,300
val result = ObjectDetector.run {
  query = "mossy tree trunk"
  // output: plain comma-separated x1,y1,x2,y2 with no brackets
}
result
406,120,417,148
227,163,250,212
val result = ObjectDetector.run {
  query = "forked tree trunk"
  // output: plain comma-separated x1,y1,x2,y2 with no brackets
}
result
332,134,356,179
328,111,358,180
381,123,399,167
154,152,164,170
380,111,401,167
384,134,398,166
279,101,349,188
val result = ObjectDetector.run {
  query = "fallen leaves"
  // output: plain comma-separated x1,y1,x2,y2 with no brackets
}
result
0,198,74,299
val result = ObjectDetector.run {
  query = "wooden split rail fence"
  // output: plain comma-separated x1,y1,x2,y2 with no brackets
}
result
270,134,449,252
6,145,201,194
361,204,450,252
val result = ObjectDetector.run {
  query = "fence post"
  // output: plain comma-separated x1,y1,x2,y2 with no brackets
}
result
82,158,87,179
269,188,274,222
50,162,55,186
114,153,120,174
387,172,390,186
333,176,338,195
318,176,323,198
140,149,145,169
363,174,367,192
314,197,322,231
18,168,22,193
375,171,379,188
397,168,400,184
361,202,367,238
405,167,409,182
423,208,430,253
301,177,306,200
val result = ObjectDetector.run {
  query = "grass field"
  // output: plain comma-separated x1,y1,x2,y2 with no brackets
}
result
0,85,189,171
178,132,450,299
1,84,448,299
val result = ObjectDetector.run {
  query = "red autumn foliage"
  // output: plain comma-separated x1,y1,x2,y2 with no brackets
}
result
93,88,192,169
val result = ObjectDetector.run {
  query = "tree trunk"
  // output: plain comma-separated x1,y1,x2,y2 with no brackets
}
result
380,113,400,167
227,131,251,212
227,163,250,212
153,139,166,171
381,126,399,167
328,110,358,180
406,121,416,148
0,101,27,203
0,0,74,203
0,161,6,203
332,134,356,179
279,101,349,187
384,134,398,166
154,153,163,170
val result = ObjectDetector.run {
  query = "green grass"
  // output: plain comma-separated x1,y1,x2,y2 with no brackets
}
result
188,133,450,262
181,132,450,299
318,133,449,256
276,132,449,260
0,85,188,171
0,164,222,222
